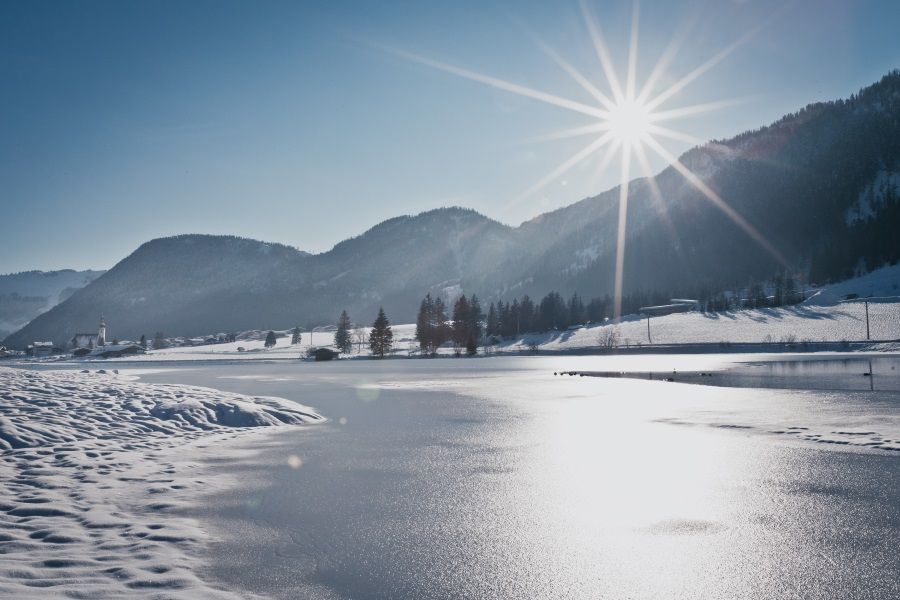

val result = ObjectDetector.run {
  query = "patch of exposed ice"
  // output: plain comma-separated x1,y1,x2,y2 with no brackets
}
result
0,367,322,598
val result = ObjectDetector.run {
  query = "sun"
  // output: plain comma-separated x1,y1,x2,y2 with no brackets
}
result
605,98,652,146
386,0,784,319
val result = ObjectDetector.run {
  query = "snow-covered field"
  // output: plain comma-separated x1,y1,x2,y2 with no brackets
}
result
115,324,420,361
0,367,321,598
514,264,899,350
97,302,898,362
508,301,899,351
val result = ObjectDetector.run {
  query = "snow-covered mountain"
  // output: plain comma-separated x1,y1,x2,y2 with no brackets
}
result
4,72,900,348
3,214,521,347
0,269,105,341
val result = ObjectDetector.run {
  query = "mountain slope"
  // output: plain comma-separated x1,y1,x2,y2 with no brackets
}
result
484,70,900,299
4,236,312,347
4,211,519,346
5,72,900,348
0,270,105,340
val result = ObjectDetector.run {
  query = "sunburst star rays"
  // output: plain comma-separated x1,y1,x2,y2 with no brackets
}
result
385,0,785,319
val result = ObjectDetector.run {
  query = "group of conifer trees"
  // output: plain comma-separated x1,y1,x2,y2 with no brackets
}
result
329,307,393,358
413,291,630,355
699,272,804,312
415,293,485,355
483,292,612,338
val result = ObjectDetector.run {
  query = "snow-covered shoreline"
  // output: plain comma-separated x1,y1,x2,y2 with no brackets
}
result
0,367,322,598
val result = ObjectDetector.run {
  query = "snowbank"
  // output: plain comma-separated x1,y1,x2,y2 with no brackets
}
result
0,367,321,598
804,263,900,306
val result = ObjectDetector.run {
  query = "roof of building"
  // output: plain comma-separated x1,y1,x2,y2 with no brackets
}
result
89,343,141,353
639,303,696,315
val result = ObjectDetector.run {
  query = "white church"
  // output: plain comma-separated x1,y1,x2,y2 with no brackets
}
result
70,316,145,358
72,316,107,350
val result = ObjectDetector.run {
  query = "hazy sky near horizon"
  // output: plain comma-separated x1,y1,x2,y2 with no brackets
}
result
2,0,899,272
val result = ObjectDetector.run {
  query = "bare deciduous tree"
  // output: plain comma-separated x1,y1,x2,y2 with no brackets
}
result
597,327,621,349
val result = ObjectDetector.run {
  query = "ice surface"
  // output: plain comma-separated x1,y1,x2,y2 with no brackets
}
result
156,358,900,600
0,367,321,598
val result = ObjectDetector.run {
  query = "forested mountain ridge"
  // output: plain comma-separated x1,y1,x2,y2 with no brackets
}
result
492,70,900,301
5,72,899,347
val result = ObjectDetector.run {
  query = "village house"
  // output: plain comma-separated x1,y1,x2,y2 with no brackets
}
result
27,341,63,357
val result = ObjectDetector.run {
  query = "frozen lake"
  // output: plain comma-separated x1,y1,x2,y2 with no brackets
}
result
107,355,898,598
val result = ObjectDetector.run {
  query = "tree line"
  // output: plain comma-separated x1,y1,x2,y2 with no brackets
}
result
414,289,677,355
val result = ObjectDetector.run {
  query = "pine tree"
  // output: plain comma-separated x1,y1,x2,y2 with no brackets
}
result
139,334,147,349
500,300,514,337
452,295,470,348
368,307,393,358
568,292,585,326
467,295,484,354
264,331,277,348
415,294,435,352
291,326,301,345
433,297,450,348
335,310,352,353
486,302,498,338
538,291,566,330
519,295,535,332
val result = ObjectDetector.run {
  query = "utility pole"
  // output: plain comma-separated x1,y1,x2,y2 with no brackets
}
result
646,314,652,344
841,296,900,342
865,300,870,340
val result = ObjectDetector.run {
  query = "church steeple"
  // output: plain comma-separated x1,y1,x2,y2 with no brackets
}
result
98,316,107,347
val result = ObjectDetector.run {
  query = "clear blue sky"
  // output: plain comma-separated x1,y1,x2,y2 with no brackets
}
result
2,0,898,272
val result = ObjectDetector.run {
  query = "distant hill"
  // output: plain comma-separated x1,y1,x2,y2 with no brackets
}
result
0,270,105,341
4,236,312,347
5,72,900,348
3,217,519,347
